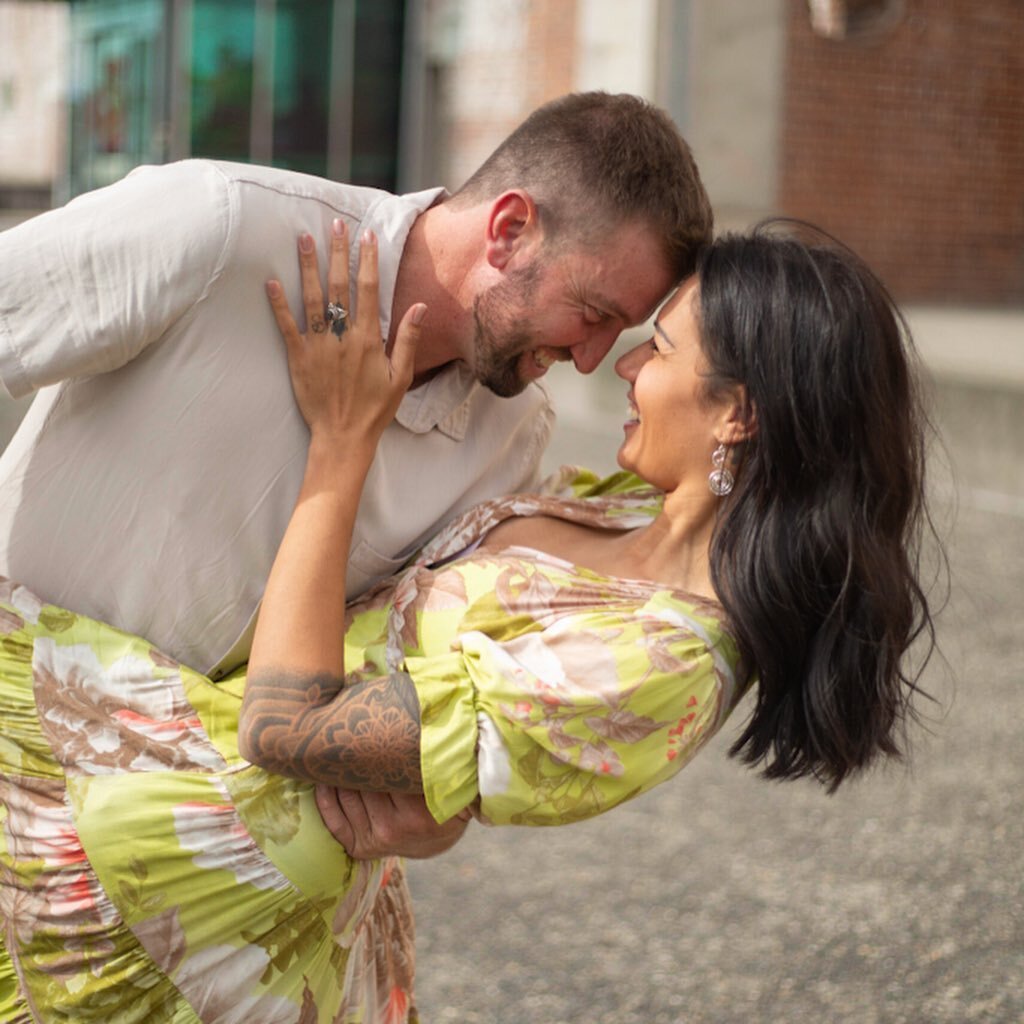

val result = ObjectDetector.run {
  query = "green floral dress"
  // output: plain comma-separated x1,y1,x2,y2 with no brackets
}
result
0,469,747,1023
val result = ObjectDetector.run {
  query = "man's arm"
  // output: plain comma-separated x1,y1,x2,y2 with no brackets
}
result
0,161,232,398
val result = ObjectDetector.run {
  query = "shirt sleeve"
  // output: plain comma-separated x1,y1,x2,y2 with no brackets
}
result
0,161,235,399
409,591,740,826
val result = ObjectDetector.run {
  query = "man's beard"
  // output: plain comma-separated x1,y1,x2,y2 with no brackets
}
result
470,261,542,398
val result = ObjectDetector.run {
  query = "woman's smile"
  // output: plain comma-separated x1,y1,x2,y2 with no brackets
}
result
625,392,640,428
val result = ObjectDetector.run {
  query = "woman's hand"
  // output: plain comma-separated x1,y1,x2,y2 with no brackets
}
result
265,221,426,449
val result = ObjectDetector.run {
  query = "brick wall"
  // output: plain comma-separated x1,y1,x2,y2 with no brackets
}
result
779,0,1024,305
434,0,577,190
524,0,577,111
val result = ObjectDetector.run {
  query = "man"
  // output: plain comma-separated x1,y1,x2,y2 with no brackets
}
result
0,91,712,853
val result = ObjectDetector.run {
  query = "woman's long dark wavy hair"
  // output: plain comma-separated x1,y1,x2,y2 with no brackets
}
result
697,221,943,792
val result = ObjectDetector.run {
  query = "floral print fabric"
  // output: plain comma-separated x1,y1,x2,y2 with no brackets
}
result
0,579,414,1023
0,469,746,1022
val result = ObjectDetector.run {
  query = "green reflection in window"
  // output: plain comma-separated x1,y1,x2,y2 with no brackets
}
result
190,0,255,160
271,0,331,176
68,0,166,196
351,0,404,190
67,0,406,195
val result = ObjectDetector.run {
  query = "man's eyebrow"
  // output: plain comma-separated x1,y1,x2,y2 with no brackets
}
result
587,292,631,322
654,321,675,347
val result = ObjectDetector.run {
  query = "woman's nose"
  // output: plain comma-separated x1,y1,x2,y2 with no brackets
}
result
614,339,651,381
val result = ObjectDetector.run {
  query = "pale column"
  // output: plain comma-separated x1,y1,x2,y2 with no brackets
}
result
575,0,659,98
0,0,70,191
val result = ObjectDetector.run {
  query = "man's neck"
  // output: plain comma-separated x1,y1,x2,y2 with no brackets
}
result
389,200,482,378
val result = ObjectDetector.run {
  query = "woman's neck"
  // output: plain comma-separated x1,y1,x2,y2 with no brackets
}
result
612,495,719,597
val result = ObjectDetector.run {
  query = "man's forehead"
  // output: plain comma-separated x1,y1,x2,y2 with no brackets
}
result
592,256,674,322
588,285,662,326
576,224,673,322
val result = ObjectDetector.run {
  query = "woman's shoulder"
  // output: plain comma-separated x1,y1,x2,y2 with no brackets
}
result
414,469,664,568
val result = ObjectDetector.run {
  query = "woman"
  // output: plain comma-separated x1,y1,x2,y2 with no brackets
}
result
0,222,939,1023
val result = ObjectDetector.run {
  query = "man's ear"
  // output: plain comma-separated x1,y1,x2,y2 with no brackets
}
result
715,386,757,445
484,191,542,270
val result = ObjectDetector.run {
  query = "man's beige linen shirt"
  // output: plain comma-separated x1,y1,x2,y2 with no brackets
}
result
0,160,553,676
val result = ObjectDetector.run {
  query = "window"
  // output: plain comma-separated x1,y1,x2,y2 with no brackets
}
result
67,0,406,196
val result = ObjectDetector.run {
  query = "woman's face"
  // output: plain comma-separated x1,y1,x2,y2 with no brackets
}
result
613,277,730,494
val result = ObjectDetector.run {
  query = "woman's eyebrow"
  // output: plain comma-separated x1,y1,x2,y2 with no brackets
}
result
654,321,675,348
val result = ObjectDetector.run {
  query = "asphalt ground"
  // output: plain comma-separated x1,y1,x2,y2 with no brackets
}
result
406,495,1022,1024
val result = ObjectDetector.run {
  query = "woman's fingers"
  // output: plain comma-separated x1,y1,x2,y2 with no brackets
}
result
326,219,349,318
298,232,327,335
265,225,420,438
354,230,380,337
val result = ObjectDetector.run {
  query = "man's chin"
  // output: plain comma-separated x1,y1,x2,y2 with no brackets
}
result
479,373,529,399
472,355,533,398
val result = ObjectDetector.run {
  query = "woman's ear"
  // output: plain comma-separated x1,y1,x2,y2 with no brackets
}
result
484,190,542,270
715,385,757,445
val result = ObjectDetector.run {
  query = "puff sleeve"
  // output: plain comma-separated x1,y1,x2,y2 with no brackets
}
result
409,588,743,827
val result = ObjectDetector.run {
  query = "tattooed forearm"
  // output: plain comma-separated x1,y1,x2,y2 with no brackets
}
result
239,670,423,792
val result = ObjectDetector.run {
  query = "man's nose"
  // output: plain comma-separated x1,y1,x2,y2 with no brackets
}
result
569,328,620,375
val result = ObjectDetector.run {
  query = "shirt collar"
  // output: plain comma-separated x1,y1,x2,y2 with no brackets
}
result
395,361,478,440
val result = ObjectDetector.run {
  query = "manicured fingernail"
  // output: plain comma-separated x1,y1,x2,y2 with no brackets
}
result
411,303,427,326
299,233,314,253
361,228,375,246
332,218,345,238
265,280,281,297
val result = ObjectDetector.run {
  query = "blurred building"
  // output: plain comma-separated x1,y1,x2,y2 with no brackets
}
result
415,0,1024,308
781,0,1023,306
1,0,1020,307
0,0,1021,499
66,0,408,196
0,2,69,211
0,0,407,207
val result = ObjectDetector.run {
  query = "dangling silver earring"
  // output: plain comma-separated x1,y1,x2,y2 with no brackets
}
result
708,443,734,496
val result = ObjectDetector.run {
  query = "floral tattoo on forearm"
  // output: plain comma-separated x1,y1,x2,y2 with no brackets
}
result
241,669,423,791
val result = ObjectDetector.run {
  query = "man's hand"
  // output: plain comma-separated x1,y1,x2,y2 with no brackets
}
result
316,786,471,860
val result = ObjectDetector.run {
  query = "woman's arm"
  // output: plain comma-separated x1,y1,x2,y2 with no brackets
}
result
239,222,426,791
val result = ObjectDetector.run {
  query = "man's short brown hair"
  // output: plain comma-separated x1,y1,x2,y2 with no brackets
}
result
452,91,713,279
